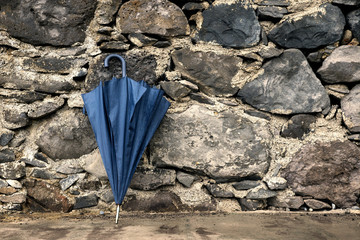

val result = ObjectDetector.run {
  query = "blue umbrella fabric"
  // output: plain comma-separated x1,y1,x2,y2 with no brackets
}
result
82,54,170,222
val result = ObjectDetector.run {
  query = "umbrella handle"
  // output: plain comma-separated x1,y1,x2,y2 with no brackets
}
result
104,54,127,78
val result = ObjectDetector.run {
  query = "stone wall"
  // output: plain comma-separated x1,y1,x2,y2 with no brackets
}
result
0,0,359,213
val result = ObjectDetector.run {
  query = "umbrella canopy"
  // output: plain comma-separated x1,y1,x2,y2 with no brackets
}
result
82,54,170,222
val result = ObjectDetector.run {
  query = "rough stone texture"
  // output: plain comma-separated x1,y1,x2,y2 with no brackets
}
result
0,192,26,204
172,49,241,96
265,177,287,190
59,175,80,191
304,199,332,210
1,103,30,130
99,189,114,203
25,180,72,212
6,180,22,189
74,193,98,209
130,168,176,191
0,162,26,179
20,158,47,168
80,149,108,180
246,188,277,200
267,196,304,209
117,0,190,37
347,9,360,41
0,179,8,188
160,81,191,101
151,105,272,181
197,3,260,48
283,141,360,208
0,89,47,104
0,186,17,195
36,109,97,160
54,159,84,174
341,85,360,133
0,0,97,46
96,0,122,25
128,33,157,48
238,49,330,115
0,129,14,146
333,0,360,5
176,172,196,188
257,6,288,19
317,46,360,84
205,184,234,198
238,198,266,211
281,114,317,139
0,149,15,163
232,180,261,190
30,169,65,179
268,4,345,49
28,97,65,119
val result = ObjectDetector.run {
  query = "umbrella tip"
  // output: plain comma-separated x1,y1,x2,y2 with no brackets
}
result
115,204,120,224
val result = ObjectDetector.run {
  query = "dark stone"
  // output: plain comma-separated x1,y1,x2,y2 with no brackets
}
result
341,85,360,133
9,131,27,148
59,175,80,191
232,180,261,190
99,41,130,51
160,81,191,100
182,2,208,11
3,203,22,211
0,149,15,163
281,114,317,139
95,0,122,25
28,97,65,119
0,162,25,179
348,134,360,141
332,0,360,5
176,172,196,188
258,47,283,59
257,0,290,6
172,49,240,96
78,179,101,191
238,198,265,211
30,169,65,179
36,109,97,160
268,4,345,49
244,110,271,121
34,152,49,163
283,141,360,208
116,0,189,37
20,158,47,168
238,49,330,115
130,168,176,191
128,33,157,47
246,188,277,199
317,46,360,84
23,57,78,74
197,3,261,48
267,196,304,209
304,199,332,210
189,93,215,105
347,9,360,41
74,193,98,209
205,183,234,198
1,103,30,130
153,41,171,48
0,89,47,104
257,6,288,19
99,189,114,203
151,105,272,181
0,0,97,46
25,180,73,212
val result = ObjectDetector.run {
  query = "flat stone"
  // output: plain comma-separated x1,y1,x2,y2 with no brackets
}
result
151,105,272,182
9,131,27,148
205,184,234,198
25,180,72,212
36,109,97,160
0,179,8,188
246,188,277,200
0,0,97,46
153,41,171,48
258,47,283,59
78,177,101,191
268,4,345,49
2,203,22,211
160,81,191,101
117,0,190,37
176,172,196,188
257,0,290,6
99,189,114,203
74,193,98,209
238,198,266,211
0,192,26,204
6,180,22,189
238,49,330,115
1,103,30,130
347,9,360,41
0,162,25,179
283,140,360,208
281,114,317,139
27,97,65,119
80,149,108,180
0,149,15,163
95,0,122,25
333,0,360,5
0,129,14,146
257,6,288,19
0,89,47,104
59,175,80,191
34,152,49,163
22,57,86,75
0,186,17,195
348,134,360,141
267,196,304,209
304,199,332,210
99,41,130,51
244,110,271,121
232,180,261,190
130,168,176,191
20,158,47,168
172,49,240,97
54,159,84,174
30,169,65,180
317,46,360,84
265,177,287,190
128,33,157,47
189,93,215,105
197,3,260,48
341,85,360,133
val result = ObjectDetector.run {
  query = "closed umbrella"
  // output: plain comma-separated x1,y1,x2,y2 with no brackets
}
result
82,54,170,223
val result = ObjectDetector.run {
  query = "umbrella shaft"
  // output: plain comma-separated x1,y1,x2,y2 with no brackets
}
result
115,204,120,224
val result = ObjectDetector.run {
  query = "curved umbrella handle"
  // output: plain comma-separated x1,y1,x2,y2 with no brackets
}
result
104,54,127,78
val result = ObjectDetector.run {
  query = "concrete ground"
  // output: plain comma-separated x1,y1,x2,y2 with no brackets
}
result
0,210,359,240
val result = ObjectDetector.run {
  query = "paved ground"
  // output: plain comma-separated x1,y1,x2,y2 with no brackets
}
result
0,210,359,240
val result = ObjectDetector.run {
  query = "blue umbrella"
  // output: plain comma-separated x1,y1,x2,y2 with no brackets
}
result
82,54,170,223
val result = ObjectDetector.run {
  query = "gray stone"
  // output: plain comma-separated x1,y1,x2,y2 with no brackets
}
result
189,93,215,105
332,0,360,5
99,41,130,51
30,169,65,180
238,198,266,211
1,103,30,130
23,57,86,75
153,41,171,48
59,175,80,191
326,84,350,99
232,180,261,190
6,180,22,189
172,49,240,97
160,81,191,101
176,172,196,188
265,177,287,190
244,110,271,121
347,9,360,41
205,184,234,198
130,168,176,191
348,134,360,141
257,6,288,19
74,193,98,209
77,177,101,191
0,89,47,104
0,179,8,188
0,162,25,179
28,97,65,119
317,46,360,84
95,0,122,25
36,109,97,160
151,105,272,181
281,114,317,139
258,47,283,59
0,129,14,146
54,159,84,174
0,0,97,46
268,4,345,49
99,189,114,203
80,149,108,180
197,3,261,48
341,85,360,133
304,199,332,210
128,33,157,47
0,149,15,163
267,196,304,209
116,0,190,37
246,188,277,200
257,0,290,6
20,158,47,168
34,152,49,163
283,141,360,208
238,49,330,115
0,192,26,204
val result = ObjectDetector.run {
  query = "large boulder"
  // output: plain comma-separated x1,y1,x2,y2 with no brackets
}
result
283,141,360,208
151,105,272,181
0,0,97,46
196,2,261,48
116,0,190,37
347,9,360,41
317,46,360,84
238,49,330,115
341,84,360,133
171,49,240,97
268,4,345,49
